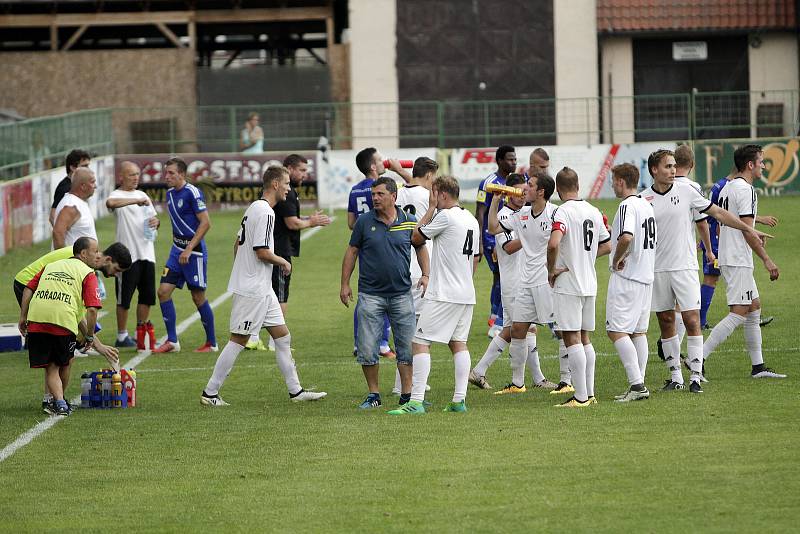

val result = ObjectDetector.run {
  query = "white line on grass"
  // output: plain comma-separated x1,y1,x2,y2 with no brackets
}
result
0,218,333,464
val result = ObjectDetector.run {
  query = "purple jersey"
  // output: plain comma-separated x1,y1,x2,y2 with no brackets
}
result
167,182,208,255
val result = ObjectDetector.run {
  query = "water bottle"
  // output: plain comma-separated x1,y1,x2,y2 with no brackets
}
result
101,371,112,408
80,373,91,408
97,276,107,300
112,372,123,408
143,218,157,241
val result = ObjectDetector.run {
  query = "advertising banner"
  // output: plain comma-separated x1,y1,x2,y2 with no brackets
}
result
2,178,33,251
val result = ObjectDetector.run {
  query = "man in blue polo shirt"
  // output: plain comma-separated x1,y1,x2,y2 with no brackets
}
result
341,176,430,409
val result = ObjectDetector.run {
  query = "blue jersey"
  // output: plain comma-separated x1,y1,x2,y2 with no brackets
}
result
476,172,505,248
348,178,374,217
167,182,208,255
702,177,729,254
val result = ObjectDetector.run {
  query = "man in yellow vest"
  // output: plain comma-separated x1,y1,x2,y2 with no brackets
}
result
18,237,120,416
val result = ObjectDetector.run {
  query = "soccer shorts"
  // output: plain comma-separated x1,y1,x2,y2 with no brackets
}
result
115,260,156,309
513,284,555,325
500,292,515,328
413,300,473,344
271,256,291,304
651,269,701,312
721,266,759,306
605,274,652,334
161,246,207,290
229,292,285,336
553,293,595,332
27,332,76,368
410,277,426,317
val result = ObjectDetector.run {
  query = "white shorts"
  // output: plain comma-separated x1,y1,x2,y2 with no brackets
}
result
553,293,596,332
651,270,701,312
413,300,473,344
513,284,555,325
229,292,285,335
605,275,652,334
411,278,426,317
721,266,759,306
501,292,515,328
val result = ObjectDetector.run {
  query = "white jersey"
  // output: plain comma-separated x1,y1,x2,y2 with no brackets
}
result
674,175,707,222
396,184,431,280
551,199,610,297
718,177,756,268
641,181,712,272
108,189,157,263
228,199,275,298
610,195,656,285
495,205,522,298
419,206,479,305
54,192,97,247
504,201,557,288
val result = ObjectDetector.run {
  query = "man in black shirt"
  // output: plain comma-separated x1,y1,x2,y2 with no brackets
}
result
49,149,91,225
245,155,331,350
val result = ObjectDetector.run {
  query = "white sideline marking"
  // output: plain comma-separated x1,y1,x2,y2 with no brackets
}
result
0,217,333,464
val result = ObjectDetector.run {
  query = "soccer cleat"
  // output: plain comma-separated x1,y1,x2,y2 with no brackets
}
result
115,336,137,348
532,379,558,390
660,380,686,391
135,324,146,351
358,394,382,409
54,403,70,417
468,370,492,390
200,392,229,407
443,400,467,412
387,400,426,415
42,401,56,415
194,342,219,353
554,396,592,408
587,396,598,405
153,340,181,353
245,338,267,351
380,348,396,360
549,382,575,395
759,315,774,327
614,387,650,402
689,381,703,394
682,358,708,383
493,383,526,395
751,367,787,379
290,389,327,402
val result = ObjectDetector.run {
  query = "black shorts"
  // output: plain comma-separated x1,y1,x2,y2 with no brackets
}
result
27,332,76,368
271,256,292,304
115,260,156,309
14,279,25,307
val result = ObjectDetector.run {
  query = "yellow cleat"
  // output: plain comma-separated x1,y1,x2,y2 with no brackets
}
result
554,396,593,408
587,396,598,405
245,339,267,351
549,382,575,395
493,383,526,395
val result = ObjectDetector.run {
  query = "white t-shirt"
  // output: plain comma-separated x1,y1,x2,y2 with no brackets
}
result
551,199,610,297
495,205,522,298
610,195,656,285
503,201,557,288
419,206,480,305
396,184,431,280
718,177,756,268
54,192,97,247
641,181,712,272
228,199,275,298
674,175,707,222
108,189,157,263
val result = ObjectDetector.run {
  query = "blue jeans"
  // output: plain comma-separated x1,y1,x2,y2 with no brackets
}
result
356,292,415,366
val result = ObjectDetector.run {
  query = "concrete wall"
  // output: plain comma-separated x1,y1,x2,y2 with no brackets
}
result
748,32,800,137
347,0,399,149
554,0,599,145
600,36,635,143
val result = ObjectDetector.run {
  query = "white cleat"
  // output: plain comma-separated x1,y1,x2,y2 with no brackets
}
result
751,368,787,379
290,390,327,402
200,392,229,406
614,387,650,402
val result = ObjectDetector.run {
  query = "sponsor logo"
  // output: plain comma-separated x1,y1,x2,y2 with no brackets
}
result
177,199,184,208
461,149,496,164
34,289,73,305
670,196,679,205
43,271,75,283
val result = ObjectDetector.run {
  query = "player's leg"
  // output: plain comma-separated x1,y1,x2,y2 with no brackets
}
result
474,294,512,389
609,332,647,401
156,249,183,349
743,297,785,378
485,247,502,336
356,293,385,408
579,297,598,401
446,338,471,413
137,261,157,350
114,264,133,347
187,255,216,351
384,292,415,404
653,272,683,388
700,273,719,329
554,294,590,406
607,276,646,401
703,267,749,364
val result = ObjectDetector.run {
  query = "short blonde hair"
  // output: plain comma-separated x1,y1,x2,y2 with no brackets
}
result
433,175,460,199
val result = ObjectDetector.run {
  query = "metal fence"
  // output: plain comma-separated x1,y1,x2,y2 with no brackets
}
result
1,90,797,179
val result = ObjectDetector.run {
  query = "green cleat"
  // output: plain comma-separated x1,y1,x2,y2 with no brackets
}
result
387,400,426,415
443,400,467,413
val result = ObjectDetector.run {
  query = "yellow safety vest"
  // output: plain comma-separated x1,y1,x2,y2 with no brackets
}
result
14,246,73,285
27,258,94,335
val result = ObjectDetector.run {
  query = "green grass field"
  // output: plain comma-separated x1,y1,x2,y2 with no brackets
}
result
0,198,798,532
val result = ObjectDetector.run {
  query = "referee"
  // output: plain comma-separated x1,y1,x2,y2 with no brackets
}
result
246,155,331,350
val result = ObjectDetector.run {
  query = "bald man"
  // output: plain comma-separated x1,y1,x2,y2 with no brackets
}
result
53,167,98,249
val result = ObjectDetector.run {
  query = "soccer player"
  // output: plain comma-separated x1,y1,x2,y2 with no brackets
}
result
529,147,550,175
154,157,217,354
388,176,480,414
49,148,90,226
201,166,327,406
547,167,611,408
606,164,656,402
702,144,785,379
641,149,770,392
476,145,517,337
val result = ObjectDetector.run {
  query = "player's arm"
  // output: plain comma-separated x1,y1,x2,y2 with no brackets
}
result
340,245,359,307
695,219,715,263
705,204,772,241
255,248,291,275
611,233,632,271
413,243,430,296
546,228,564,288
503,238,522,255
106,196,150,210
387,159,413,184
17,287,34,335
52,206,80,249
284,211,331,230
475,203,486,258
412,186,439,246
756,215,778,227
487,194,504,235
347,211,358,230
738,216,779,281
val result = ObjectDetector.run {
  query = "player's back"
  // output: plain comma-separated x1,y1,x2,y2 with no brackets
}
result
348,177,374,218
610,195,656,284
228,199,274,298
718,177,756,268
423,206,479,305
397,184,430,279
551,199,609,296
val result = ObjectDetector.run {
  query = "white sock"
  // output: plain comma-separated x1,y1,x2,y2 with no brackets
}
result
526,333,546,384
703,313,745,359
249,333,260,344
117,331,128,342
661,335,683,384
558,338,571,384
632,335,649,381
508,337,527,387
411,353,431,402
744,310,764,366
453,351,471,403
268,337,275,350
274,334,301,395
584,343,596,397
393,368,402,392
675,312,686,345
474,334,508,377
615,337,643,386
205,340,245,395
566,344,587,401
686,335,704,378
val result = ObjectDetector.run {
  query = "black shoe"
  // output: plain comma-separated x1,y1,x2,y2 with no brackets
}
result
759,315,774,327
661,380,686,391
115,336,137,348
689,380,703,394
42,401,56,415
